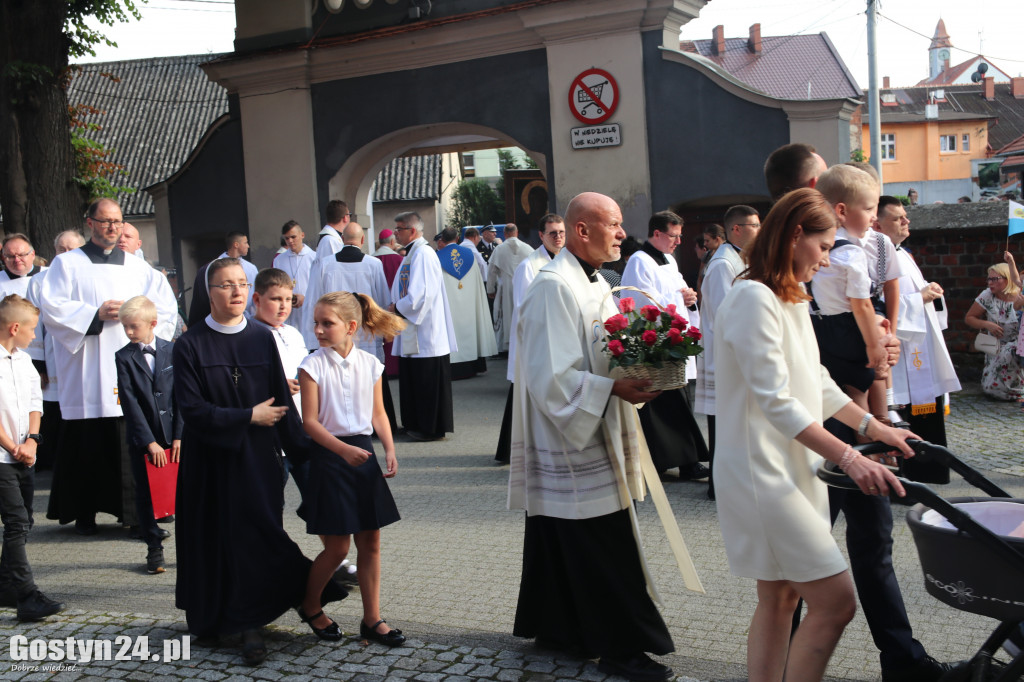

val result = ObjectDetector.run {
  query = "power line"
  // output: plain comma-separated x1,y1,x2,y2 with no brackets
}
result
877,12,1024,64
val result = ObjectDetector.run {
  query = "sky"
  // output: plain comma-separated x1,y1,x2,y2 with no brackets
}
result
77,0,1024,89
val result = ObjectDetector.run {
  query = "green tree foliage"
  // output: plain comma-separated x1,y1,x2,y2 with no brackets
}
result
448,179,504,230
850,148,866,163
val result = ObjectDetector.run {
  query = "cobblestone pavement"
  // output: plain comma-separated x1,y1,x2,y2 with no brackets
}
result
0,361,1020,681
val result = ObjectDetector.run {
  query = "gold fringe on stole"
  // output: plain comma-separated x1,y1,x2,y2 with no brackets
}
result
911,402,936,416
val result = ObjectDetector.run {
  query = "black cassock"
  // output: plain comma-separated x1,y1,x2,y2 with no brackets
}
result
173,320,343,637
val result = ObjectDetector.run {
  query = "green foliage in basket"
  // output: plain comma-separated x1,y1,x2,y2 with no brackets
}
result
603,297,703,370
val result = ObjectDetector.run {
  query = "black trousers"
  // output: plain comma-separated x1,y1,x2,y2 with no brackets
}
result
398,355,454,437
0,462,36,598
128,448,164,550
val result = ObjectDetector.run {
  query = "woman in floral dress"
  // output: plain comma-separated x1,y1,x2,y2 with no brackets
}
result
965,258,1024,400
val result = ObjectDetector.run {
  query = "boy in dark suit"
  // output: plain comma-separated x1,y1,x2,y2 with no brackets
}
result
115,296,182,574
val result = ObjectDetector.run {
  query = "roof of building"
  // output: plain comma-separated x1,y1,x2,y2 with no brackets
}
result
996,132,1024,157
929,19,952,50
916,55,1013,87
372,155,441,202
867,83,1024,152
67,54,229,217
678,32,860,101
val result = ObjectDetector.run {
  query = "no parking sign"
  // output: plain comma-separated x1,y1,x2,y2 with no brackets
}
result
568,68,619,125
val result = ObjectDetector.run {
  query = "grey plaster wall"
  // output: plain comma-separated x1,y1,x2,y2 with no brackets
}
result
310,49,553,217
641,31,790,210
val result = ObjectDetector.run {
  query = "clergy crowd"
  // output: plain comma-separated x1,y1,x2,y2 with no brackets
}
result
0,138,980,681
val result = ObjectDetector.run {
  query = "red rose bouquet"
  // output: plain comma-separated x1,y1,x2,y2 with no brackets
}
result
603,295,703,389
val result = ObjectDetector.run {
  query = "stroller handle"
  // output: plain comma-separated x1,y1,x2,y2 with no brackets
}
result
817,440,1012,499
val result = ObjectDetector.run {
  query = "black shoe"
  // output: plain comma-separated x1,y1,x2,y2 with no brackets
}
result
157,528,171,539
16,590,66,622
679,463,710,482
296,606,342,642
881,655,956,682
406,430,443,442
74,519,98,536
146,548,165,575
360,618,406,647
0,585,16,608
598,653,673,681
240,628,267,666
157,514,175,524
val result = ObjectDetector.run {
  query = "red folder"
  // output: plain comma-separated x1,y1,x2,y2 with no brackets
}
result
145,452,178,519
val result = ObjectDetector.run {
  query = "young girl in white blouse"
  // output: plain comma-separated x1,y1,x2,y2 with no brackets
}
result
296,291,406,647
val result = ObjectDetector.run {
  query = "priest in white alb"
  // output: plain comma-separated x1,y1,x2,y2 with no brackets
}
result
621,211,709,481
486,223,530,353
390,212,457,441
874,196,960,482
434,228,495,380
40,199,178,535
509,192,676,682
494,213,564,462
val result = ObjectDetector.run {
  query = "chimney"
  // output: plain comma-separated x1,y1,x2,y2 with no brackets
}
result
883,76,890,89
983,76,995,101
712,25,725,56
748,23,762,54
1013,77,1024,99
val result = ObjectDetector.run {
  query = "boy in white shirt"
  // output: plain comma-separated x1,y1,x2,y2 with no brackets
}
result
0,294,65,621
812,165,895,422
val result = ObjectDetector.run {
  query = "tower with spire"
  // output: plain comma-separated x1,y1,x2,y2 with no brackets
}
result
928,19,952,80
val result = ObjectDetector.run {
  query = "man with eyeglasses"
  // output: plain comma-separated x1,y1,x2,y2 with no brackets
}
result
38,198,178,536
621,211,709,482
873,196,960,459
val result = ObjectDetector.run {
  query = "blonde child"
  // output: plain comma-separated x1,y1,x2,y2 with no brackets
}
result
811,165,896,423
297,291,406,646
0,295,64,621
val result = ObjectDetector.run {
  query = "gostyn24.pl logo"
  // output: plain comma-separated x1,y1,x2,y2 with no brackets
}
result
9,635,190,665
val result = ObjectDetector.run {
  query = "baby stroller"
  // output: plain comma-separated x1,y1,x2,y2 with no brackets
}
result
818,440,1024,682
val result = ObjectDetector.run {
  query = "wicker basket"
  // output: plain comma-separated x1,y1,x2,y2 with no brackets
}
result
610,361,688,392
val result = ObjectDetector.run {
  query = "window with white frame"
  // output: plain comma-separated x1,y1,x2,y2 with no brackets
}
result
881,133,896,160
940,134,957,152
462,152,475,177
962,133,970,152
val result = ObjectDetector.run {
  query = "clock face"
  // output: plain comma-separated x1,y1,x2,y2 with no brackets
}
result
939,48,950,60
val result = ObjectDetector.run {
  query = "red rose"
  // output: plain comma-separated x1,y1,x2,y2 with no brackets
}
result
608,340,625,357
642,330,658,346
641,305,660,322
667,328,683,345
618,297,636,313
670,314,688,330
604,314,629,334
665,303,677,315
686,326,702,340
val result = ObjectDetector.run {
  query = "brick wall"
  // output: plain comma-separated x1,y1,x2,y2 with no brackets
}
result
901,202,1012,353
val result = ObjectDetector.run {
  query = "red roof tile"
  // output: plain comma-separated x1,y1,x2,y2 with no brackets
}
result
679,33,860,101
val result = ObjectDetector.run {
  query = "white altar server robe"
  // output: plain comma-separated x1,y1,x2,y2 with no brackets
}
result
486,237,530,353
621,247,700,380
272,244,315,328
889,248,960,408
0,267,47,362
506,246,552,381
694,243,744,415
391,238,457,359
304,246,391,361
39,246,177,419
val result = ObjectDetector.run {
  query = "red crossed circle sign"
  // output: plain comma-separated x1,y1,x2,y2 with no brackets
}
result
568,68,619,124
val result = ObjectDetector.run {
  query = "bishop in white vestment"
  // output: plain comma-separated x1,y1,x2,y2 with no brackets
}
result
486,227,530,353
435,229,496,380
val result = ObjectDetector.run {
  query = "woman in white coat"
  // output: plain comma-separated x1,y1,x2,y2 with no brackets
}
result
714,188,917,682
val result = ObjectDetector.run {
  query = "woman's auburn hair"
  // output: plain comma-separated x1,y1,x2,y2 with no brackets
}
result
741,187,838,304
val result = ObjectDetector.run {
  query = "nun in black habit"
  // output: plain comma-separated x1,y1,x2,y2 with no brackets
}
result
173,258,345,665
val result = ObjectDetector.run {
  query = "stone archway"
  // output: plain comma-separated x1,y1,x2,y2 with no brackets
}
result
328,122,547,242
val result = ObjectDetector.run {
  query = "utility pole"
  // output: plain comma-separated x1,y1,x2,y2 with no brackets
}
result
866,0,883,184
